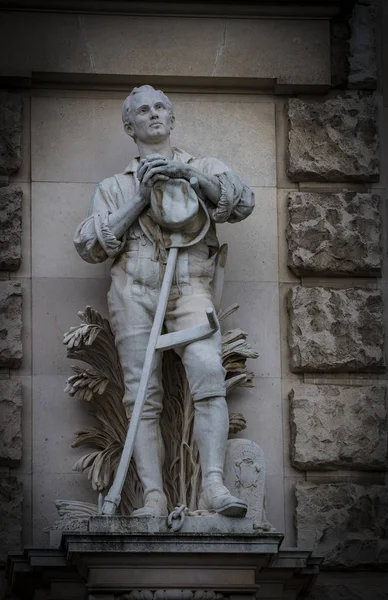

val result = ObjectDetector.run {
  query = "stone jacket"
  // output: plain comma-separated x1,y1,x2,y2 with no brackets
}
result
74,148,254,293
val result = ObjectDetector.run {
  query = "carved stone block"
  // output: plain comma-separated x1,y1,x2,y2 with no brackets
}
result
348,0,377,89
0,92,23,176
0,281,23,368
0,379,22,466
0,476,23,560
0,186,22,271
287,93,379,182
289,385,387,470
287,286,384,373
286,192,381,276
295,482,388,568
223,439,266,528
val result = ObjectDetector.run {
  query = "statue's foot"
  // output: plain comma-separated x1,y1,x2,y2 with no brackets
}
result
198,483,248,518
131,495,168,518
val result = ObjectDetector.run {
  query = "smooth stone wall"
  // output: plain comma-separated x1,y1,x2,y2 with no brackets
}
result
0,12,330,86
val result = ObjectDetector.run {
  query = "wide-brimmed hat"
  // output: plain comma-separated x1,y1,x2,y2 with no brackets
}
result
139,178,210,248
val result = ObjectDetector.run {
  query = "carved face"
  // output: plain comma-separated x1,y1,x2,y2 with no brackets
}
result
125,89,175,144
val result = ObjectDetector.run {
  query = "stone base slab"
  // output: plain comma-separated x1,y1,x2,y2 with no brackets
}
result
89,515,255,535
7,528,320,600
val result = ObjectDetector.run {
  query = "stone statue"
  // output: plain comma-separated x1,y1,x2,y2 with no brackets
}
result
74,85,255,519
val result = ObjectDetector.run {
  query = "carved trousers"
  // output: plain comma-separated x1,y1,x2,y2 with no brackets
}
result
107,255,226,419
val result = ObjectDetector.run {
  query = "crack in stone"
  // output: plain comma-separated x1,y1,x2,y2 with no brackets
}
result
212,20,228,77
78,14,96,73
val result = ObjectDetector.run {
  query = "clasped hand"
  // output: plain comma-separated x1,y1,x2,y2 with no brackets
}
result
137,154,190,201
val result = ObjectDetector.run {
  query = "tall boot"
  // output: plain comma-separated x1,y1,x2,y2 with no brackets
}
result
131,418,168,517
195,396,247,518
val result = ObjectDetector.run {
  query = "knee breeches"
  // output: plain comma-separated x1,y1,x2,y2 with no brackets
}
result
107,280,226,419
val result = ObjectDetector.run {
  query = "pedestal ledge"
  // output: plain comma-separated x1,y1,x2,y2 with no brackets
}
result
89,515,257,535
6,525,322,600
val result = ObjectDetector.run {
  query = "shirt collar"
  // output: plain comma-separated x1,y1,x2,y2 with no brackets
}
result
123,147,195,174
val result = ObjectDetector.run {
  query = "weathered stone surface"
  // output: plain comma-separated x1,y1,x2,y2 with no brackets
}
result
0,379,22,466
305,584,388,600
287,93,379,182
295,482,388,568
0,281,22,368
331,8,352,88
89,515,254,535
305,586,360,600
0,186,22,271
289,385,387,470
331,0,377,91
0,476,23,560
287,286,384,373
286,192,381,277
0,92,23,176
348,0,377,89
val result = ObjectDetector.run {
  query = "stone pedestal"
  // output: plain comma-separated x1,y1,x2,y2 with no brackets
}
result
7,517,321,600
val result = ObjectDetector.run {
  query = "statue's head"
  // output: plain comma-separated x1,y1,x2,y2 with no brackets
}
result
122,85,175,144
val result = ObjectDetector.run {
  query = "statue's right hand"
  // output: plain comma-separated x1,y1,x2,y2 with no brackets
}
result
137,155,169,182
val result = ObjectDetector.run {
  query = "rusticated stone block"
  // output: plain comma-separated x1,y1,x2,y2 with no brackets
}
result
286,192,381,277
0,476,22,560
289,385,387,470
295,482,388,568
0,92,23,175
288,286,384,373
305,584,388,600
348,0,377,89
287,93,379,182
0,379,22,466
0,186,22,271
0,281,22,368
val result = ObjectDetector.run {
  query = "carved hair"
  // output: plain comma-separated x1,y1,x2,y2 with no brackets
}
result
122,85,174,138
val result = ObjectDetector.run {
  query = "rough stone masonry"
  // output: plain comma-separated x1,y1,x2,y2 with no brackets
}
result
288,286,385,373
287,92,379,182
286,191,381,277
289,385,387,470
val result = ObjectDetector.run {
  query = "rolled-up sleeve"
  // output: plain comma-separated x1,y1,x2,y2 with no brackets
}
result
74,180,126,264
211,171,255,224
195,157,255,224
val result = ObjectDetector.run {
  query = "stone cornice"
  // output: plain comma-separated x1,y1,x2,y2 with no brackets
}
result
0,0,343,18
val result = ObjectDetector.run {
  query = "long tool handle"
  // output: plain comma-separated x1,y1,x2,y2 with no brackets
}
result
101,247,178,515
